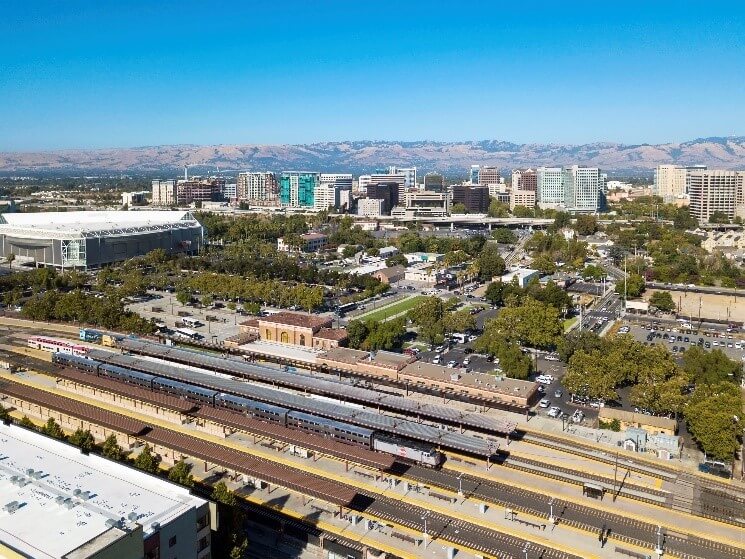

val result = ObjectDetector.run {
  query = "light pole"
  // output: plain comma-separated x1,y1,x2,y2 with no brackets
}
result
523,544,529,559
548,498,555,524
421,511,431,547
655,525,664,557
457,472,464,496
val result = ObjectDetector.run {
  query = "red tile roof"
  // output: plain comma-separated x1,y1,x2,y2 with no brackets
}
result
315,328,349,341
258,312,332,331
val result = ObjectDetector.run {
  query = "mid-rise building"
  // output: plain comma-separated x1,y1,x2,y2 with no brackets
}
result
365,182,400,214
279,172,319,208
424,173,444,193
451,185,490,213
391,191,451,218
478,166,501,186
315,173,353,211
469,165,481,186
536,167,565,207
0,422,211,559
510,189,536,210
688,170,745,222
511,169,537,191
151,179,177,206
358,174,372,192
653,165,687,201
237,171,279,206
357,198,385,217
370,173,407,201
176,178,224,205
122,191,149,207
388,166,417,189
563,165,606,213
277,232,328,253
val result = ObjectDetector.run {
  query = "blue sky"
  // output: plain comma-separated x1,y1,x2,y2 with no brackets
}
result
1,1,744,150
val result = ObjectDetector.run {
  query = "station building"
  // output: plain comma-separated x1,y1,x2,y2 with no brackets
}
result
240,311,348,351
0,210,203,270
0,422,211,559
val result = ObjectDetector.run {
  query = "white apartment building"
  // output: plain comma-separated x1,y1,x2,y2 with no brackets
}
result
563,165,606,213
358,174,372,193
488,182,509,198
316,173,352,211
688,170,745,222
357,198,385,217
151,180,177,206
236,171,278,205
536,167,564,207
313,183,339,211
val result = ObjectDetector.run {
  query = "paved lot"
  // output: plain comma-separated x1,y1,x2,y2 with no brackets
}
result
644,289,745,323
623,321,745,361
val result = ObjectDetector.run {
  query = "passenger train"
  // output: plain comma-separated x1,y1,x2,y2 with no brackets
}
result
51,352,444,467
28,336,89,356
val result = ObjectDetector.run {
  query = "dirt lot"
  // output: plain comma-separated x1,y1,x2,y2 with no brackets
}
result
645,289,745,323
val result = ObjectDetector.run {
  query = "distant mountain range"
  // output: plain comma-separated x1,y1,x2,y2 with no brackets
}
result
2,137,745,176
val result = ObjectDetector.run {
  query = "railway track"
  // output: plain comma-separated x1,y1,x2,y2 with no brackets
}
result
399,464,745,559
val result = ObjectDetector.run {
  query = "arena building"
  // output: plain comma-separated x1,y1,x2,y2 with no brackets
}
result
0,210,203,270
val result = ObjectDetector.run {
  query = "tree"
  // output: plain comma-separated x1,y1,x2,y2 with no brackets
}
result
451,203,468,214
581,264,605,281
442,309,476,335
6,253,14,269
673,207,698,230
574,215,599,236
497,345,533,380
487,198,510,218
168,459,195,487
476,244,506,280
512,205,535,218
242,301,261,315
102,434,124,460
342,245,359,258
531,254,557,275
346,320,369,349
684,382,743,461
18,416,36,430
616,273,645,298
386,253,408,267
708,211,730,224
68,428,95,452
491,228,517,244
0,405,9,422
363,318,406,351
41,417,65,440
211,481,237,506
682,347,742,385
484,297,563,349
409,296,447,346
556,330,604,362
552,211,571,230
649,291,675,312
563,349,619,401
176,290,192,305
134,444,161,474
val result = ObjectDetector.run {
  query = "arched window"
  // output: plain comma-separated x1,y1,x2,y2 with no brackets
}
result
265,329,272,341
280,331,289,343
299,334,306,345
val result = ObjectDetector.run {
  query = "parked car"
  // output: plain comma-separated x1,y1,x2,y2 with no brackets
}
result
539,399,551,408
548,406,562,418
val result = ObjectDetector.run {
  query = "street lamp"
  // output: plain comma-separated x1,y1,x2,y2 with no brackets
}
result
655,525,664,557
457,472,464,496
421,511,431,547
548,498,555,524
522,544,529,559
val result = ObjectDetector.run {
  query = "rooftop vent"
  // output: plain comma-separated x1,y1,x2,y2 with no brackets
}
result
151,522,161,532
128,512,139,522
3,501,21,513
73,489,82,497
105,518,119,528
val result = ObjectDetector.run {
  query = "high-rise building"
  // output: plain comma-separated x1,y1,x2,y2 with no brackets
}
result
388,166,417,189
478,166,501,186
536,167,564,207
452,185,490,213
279,172,319,208
653,165,687,201
469,165,480,185
688,170,745,222
315,174,353,211
370,173,407,201
563,166,605,213
424,173,444,193
511,169,537,191
176,178,224,205
365,182,399,214
237,172,279,206
151,180,177,206
358,174,372,192
357,198,385,217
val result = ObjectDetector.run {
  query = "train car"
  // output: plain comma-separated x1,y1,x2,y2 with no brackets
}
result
215,393,288,424
286,410,374,447
98,363,155,389
28,336,88,356
151,376,218,405
372,434,443,468
51,352,100,373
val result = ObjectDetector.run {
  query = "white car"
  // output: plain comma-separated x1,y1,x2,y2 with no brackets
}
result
432,356,441,364
447,360,457,368
539,399,551,408
536,377,552,385
544,354,560,362
547,406,562,418
463,357,471,365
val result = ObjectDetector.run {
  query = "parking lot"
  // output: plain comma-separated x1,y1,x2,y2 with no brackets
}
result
623,321,745,362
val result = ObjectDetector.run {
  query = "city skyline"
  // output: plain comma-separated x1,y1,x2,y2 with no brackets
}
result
1,1,744,151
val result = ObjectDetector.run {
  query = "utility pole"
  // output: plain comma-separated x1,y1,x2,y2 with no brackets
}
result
421,511,431,547
655,525,664,557
548,498,555,524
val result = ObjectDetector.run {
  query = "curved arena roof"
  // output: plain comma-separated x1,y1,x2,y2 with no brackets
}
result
0,210,201,240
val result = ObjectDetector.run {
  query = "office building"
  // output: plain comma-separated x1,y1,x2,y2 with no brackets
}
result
563,166,606,213
510,189,536,210
0,422,211,559
176,178,224,205
365,182,400,214
370,173,407,201
388,166,417,189
653,165,687,201
536,167,564,207
357,198,385,217
358,174,372,192
478,166,501,186
391,191,451,218
452,185,490,213
151,180,177,206
122,191,149,207
279,172,319,208
511,169,537,191
688,170,745,222
316,173,353,211
237,172,279,206
469,165,481,186
424,173,445,192
221,182,237,201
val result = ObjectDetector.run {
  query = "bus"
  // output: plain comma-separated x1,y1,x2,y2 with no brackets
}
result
181,317,202,328
174,328,202,340
336,302,357,317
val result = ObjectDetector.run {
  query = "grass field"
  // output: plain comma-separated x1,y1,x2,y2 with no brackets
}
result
355,295,426,322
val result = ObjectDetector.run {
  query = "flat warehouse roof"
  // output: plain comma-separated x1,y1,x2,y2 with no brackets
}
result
0,422,207,559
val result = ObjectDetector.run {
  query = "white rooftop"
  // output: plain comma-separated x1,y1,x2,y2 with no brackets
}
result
0,210,200,239
0,423,206,559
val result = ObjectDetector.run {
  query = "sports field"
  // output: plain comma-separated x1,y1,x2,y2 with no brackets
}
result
355,295,426,322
